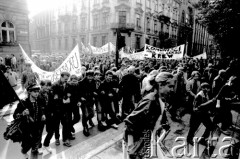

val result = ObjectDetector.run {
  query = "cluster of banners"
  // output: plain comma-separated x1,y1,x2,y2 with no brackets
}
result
81,42,116,55
120,44,185,60
20,44,82,83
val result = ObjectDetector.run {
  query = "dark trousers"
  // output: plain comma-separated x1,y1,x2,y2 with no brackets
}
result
213,107,232,130
21,123,42,154
122,95,135,118
81,101,94,128
71,106,81,132
54,110,72,141
43,115,55,147
187,112,214,142
95,99,105,122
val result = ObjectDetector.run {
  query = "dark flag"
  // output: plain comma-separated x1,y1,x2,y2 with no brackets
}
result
116,29,126,68
0,70,19,109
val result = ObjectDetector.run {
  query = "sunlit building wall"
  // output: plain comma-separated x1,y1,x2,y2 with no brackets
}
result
0,0,30,57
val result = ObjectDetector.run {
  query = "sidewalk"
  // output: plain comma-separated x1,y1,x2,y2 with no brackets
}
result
89,140,123,159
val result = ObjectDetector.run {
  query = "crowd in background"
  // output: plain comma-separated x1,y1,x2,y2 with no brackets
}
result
1,52,240,158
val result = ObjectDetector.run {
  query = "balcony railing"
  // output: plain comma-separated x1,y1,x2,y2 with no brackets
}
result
158,14,170,24
0,41,18,46
110,23,135,30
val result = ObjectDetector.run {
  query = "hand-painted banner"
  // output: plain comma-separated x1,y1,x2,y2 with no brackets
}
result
193,52,207,59
89,42,115,55
144,44,185,59
20,44,82,83
120,49,145,60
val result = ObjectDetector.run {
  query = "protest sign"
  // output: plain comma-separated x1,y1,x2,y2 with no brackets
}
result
20,44,82,83
89,42,115,55
144,44,185,59
120,49,145,60
193,52,207,59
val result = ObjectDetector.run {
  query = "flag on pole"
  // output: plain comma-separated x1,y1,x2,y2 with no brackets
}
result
0,70,19,109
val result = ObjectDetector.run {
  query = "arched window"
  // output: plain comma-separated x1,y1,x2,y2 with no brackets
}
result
1,21,16,43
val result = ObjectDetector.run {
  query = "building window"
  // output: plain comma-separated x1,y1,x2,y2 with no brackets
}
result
166,25,169,33
153,39,157,47
182,10,185,23
146,38,150,44
80,17,87,30
1,21,15,43
58,38,61,50
81,37,85,44
146,0,150,8
102,36,106,45
155,0,158,11
72,38,76,49
93,14,98,29
119,11,126,28
136,14,141,29
136,36,141,49
102,12,109,26
154,20,157,32
72,20,77,31
147,17,151,31
65,38,68,50
160,22,163,32
93,36,97,46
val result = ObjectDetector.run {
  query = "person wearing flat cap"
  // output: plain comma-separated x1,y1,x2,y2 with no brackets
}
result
123,72,174,159
187,82,216,146
13,83,46,157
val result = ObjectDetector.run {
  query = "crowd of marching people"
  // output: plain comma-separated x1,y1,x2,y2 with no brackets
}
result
1,53,240,159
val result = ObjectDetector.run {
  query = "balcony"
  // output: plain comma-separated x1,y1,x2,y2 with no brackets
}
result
159,31,169,39
0,41,18,46
111,23,135,31
158,14,170,24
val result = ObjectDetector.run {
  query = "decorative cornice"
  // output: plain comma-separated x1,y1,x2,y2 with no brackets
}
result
115,3,131,12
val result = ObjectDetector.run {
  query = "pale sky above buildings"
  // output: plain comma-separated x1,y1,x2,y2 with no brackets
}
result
27,0,72,17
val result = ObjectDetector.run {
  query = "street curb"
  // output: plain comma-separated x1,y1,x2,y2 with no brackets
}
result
83,133,123,159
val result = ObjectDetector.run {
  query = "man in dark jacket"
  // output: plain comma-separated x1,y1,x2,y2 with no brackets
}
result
99,70,119,129
13,83,45,158
123,72,174,159
78,70,96,136
120,66,140,119
51,72,72,147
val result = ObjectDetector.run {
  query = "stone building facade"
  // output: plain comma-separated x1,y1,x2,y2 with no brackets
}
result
0,0,30,57
30,0,211,56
